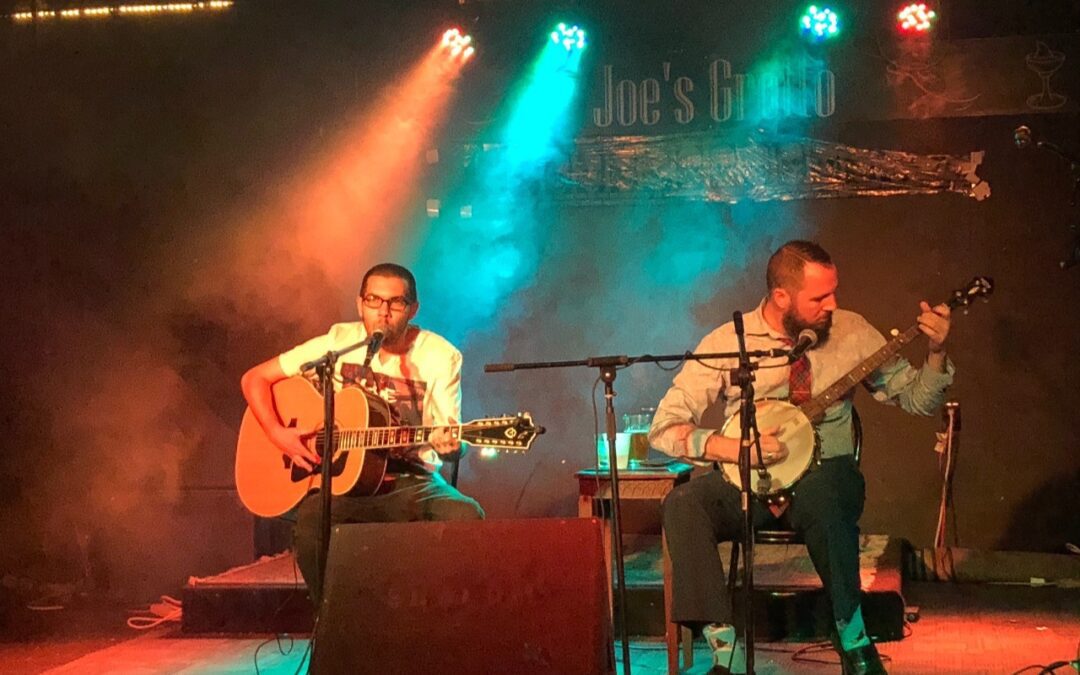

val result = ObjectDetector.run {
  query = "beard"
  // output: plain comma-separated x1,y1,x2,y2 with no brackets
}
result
782,308,833,348
376,319,416,349
377,322,404,344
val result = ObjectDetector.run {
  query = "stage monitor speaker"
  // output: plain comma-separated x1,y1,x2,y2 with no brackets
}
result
310,517,612,675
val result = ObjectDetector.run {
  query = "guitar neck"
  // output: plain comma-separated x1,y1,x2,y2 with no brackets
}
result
314,414,539,454
799,323,922,421
331,424,461,451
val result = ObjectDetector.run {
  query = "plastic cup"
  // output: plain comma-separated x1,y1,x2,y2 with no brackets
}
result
596,432,631,469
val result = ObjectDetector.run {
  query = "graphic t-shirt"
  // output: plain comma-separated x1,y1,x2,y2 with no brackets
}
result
277,322,462,471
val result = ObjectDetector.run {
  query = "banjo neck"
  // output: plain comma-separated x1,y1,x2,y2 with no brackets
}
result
795,275,993,422
797,323,923,423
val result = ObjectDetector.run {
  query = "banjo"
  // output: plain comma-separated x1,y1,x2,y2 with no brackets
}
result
719,276,993,505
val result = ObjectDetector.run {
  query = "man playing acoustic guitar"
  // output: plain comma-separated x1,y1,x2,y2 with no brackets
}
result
240,263,484,606
651,241,955,675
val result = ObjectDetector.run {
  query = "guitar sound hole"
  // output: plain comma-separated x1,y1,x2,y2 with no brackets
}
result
288,451,350,483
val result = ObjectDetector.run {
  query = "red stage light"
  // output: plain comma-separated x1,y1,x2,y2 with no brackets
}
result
897,3,937,34
440,28,475,62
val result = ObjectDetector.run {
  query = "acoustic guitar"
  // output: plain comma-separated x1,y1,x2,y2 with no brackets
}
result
235,376,542,517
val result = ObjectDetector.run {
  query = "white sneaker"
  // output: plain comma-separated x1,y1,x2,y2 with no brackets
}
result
702,623,746,674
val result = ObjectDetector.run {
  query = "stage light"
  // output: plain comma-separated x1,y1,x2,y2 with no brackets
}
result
800,5,841,42
9,1,233,22
897,3,937,34
410,24,588,342
440,28,476,62
550,22,586,51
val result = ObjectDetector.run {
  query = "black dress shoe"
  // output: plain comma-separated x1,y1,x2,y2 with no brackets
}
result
839,642,888,675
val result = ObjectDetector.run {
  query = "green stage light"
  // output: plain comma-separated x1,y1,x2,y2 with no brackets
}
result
800,5,841,42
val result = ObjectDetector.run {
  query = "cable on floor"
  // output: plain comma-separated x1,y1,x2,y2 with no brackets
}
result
126,595,182,630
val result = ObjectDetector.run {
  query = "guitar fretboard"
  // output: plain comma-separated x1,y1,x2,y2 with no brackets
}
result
308,416,537,454
322,425,460,450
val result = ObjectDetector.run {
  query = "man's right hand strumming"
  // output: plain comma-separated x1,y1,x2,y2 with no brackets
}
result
747,427,788,468
703,425,786,467
268,425,321,472
668,423,788,466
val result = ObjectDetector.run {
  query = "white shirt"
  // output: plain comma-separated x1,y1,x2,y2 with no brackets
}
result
277,322,462,471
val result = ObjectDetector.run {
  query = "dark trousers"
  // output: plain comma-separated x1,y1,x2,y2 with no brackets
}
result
293,472,485,606
662,456,865,626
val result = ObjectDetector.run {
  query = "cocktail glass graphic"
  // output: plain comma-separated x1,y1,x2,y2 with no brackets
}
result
1026,41,1067,110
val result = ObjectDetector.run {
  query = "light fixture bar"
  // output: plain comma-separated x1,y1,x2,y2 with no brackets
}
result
11,1,233,22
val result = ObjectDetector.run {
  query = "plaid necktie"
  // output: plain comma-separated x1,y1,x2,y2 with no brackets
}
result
785,338,812,405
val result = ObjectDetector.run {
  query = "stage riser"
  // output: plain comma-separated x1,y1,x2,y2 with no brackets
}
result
183,581,902,641
184,534,905,642
182,585,313,634
616,586,904,640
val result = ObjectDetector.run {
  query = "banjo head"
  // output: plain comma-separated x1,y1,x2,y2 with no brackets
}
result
719,399,817,500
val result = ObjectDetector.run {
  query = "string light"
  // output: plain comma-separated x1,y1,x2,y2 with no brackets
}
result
10,1,233,23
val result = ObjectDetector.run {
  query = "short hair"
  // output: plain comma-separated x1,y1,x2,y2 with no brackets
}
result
360,263,418,304
766,240,833,292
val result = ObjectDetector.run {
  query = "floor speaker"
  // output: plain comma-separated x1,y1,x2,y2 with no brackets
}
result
310,517,612,674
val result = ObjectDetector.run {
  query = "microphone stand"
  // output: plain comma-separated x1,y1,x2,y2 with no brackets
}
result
1020,129,1080,269
298,333,382,621
730,310,773,674
485,343,787,675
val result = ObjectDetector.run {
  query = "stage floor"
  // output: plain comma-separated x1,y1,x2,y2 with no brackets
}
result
0,583,1077,674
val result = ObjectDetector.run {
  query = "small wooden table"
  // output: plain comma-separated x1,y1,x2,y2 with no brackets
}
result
576,462,695,674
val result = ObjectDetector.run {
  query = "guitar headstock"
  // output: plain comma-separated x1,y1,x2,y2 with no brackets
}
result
462,412,544,453
946,276,994,310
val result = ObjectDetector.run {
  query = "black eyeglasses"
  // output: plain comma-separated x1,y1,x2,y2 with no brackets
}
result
361,294,411,312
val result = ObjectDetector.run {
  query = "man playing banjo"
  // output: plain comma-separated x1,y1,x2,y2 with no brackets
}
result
650,240,953,675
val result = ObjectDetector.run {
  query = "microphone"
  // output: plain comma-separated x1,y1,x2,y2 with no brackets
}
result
787,329,818,363
361,328,385,371
732,311,745,347
1014,125,1032,149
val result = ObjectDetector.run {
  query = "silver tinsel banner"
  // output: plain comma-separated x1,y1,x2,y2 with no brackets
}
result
553,132,990,204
